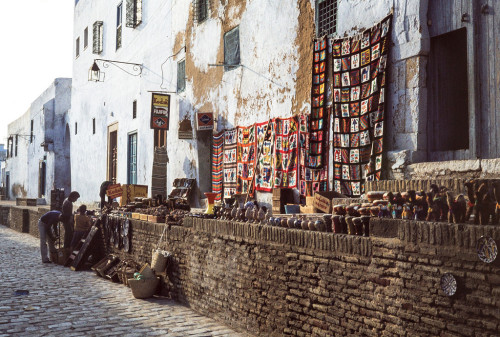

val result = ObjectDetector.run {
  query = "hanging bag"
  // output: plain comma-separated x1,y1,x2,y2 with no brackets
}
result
151,223,171,272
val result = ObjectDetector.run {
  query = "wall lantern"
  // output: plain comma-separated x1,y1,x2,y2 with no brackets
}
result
88,59,143,82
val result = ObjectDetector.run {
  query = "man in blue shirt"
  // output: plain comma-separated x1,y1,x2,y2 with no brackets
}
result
38,210,62,263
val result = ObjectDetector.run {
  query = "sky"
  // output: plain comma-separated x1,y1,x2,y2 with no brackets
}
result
0,0,74,145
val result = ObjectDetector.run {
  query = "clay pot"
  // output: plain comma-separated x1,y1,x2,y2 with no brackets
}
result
268,217,275,226
301,219,309,230
345,216,355,235
315,220,326,232
373,200,389,207
332,215,341,233
333,205,346,216
346,204,361,217
361,216,370,237
308,220,316,231
281,217,288,228
358,207,370,216
352,217,363,236
294,219,302,229
288,216,297,228
369,206,380,216
322,214,332,232
366,191,385,202
339,216,348,234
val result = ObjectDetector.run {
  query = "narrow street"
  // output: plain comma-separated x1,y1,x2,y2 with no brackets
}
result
0,225,246,337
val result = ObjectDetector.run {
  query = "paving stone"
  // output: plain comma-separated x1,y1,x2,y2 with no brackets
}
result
0,226,249,336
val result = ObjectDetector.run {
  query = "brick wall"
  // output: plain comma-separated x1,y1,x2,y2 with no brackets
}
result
0,206,10,227
9,207,29,233
106,217,500,336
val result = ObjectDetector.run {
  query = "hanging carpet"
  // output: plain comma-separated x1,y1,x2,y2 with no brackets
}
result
211,131,224,201
223,128,237,198
254,121,275,192
273,117,299,189
331,15,392,196
236,124,256,195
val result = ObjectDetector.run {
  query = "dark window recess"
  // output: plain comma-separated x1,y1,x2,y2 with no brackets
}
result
39,161,46,198
93,21,103,54
133,100,137,119
76,37,80,57
427,28,469,152
224,26,240,71
30,120,33,143
154,129,166,148
177,60,186,93
116,3,123,50
93,118,96,135
194,0,208,23
15,135,18,157
75,122,78,135
316,0,337,37
84,27,88,49
126,0,142,28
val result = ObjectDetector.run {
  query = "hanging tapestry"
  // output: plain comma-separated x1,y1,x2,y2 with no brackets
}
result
299,112,330,197
332,15,392,196
223,128,237,198
254,120,275,192
307,36,328,168
211,131,224,201
274,117,299,189
236,124,256,194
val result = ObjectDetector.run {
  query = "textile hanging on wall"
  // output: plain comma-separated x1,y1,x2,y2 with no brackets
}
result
211,131,224,201
299,113,330,197
332,15,392,196
254,120,275,192
236,124,256,194
273,117,299,189
223,128,237,198
307,36,328,168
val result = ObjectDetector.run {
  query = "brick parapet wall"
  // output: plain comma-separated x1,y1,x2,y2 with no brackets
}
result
0,206,10,228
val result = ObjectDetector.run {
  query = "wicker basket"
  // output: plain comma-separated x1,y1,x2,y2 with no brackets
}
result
151,249,170,272
128,277,160,299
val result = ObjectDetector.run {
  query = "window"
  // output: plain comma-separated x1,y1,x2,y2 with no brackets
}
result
177,60,186,93
93,21,103,54
15,135,18,157
128,133,137,184
93,118,96,134
316,0,337,37
132,100,137,119
224,26,240,71
126,0,142,28
75,122,78,135
84,27,88,49
427,28,469,152
76,37,80,58
30,120,33,143
154,129,166,148
116,3,123,50
194,0,208,23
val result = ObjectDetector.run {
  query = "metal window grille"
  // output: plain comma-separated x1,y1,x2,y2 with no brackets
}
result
317,0,337,37
193,0,208,23
76,37,80,57
116,3,123,50
224,26,240,71
93,21,103,54
84,27,88,49
126,0,142,28
133,100,137,119
177,60,186,93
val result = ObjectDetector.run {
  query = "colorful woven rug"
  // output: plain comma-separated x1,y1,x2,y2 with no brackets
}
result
299,113,329,197
236,124,256,194
331,15,392,196
274,117,299,189
211,131,224,201
254,121,275,192
223,128,237,198
307,36,328,168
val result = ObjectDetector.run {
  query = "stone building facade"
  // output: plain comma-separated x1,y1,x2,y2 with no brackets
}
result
68,0,499,205
4,78,72,202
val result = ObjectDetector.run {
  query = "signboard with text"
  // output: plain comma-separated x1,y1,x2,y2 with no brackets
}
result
106,184,123,199
150,93,170,130
196,112,214,131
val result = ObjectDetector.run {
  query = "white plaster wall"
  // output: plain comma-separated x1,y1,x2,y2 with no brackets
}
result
5,111,30,199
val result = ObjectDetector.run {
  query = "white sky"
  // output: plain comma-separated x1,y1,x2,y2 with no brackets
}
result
0,0,74,145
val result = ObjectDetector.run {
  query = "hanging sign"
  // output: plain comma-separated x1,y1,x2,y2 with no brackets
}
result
106,184,123,199
196,112,214,131
150,93,170,130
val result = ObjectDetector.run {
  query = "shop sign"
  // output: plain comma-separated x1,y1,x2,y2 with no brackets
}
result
106,184,123,199
178,115,193,139
150,93,170,130
196,112,214,131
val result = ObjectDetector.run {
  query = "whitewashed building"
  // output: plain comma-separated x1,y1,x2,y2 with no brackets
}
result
70,0,500,205
4,78,72,201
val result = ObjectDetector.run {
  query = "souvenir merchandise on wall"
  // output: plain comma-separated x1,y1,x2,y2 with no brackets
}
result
254,121,275,192
273,117,299,189
332,15,392,196
299,113,330,197
236,125,256,195
211,131,224,201
223,129,237,198
307,36,328,169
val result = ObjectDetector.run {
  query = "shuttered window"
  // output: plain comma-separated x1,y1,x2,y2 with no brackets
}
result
84,27,88,49
126,0,142,28
224,26,240,71
194,0,208,23
177,60,186,93
93,21,103,54
116,3,123,50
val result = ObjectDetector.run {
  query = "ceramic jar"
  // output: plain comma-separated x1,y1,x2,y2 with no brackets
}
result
315,219,326,232
281,217,288,228
352,217,363,236
301,219,309,230
366,191,385,202
345,216,355,235
332,215,341,233
294,218,302,229
339,216,348,234
322,214,332,232
361,215,370,236
308,219,316,231
268,217,275,226
333,205,347,216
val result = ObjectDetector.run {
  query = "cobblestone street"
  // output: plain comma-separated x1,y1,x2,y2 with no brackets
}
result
0,225,247,337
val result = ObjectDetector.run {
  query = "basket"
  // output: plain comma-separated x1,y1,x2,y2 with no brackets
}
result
128,277,160,299
151,249,169,272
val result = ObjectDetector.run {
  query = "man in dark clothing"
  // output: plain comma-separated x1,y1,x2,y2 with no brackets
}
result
38,210,62,263
100,181,113,209
61,191,80,249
